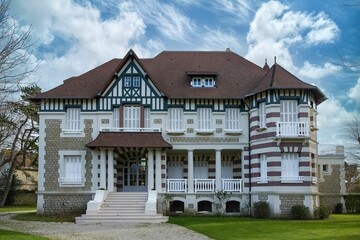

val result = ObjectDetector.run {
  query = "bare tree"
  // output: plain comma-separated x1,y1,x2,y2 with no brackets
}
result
344,114,360,163
0,0,38,103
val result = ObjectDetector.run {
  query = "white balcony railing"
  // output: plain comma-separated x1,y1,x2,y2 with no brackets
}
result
59,177,84,185
167,179,187,192
194,179,215,192
280,176,304,182
276,122,309,137
222,179,243,192
100,127,161,132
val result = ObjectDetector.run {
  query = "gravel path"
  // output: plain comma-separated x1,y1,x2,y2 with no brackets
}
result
0,213,210,240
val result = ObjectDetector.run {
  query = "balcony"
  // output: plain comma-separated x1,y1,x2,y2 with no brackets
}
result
276,122,309,137
166,179,243,193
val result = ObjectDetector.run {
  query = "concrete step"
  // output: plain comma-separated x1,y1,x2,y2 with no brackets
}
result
75,215,169,224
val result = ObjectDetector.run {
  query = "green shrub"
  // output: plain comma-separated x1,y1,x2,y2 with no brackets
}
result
314,205,331,219
334,203,343,214
343,195,360,213
291,204,310,219
253,201,270,219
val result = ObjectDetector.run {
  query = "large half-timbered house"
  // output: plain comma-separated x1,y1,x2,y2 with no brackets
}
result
34,49,327,222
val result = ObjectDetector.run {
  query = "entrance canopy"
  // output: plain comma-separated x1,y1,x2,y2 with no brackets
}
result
86,132,172,150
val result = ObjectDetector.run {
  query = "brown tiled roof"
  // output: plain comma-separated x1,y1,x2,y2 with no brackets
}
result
141,51,266,99
248,64,326,104
86,132,172,149
33,49,326,103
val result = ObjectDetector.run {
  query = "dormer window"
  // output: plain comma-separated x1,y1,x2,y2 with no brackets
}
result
191,77,215,88
124,76,141,88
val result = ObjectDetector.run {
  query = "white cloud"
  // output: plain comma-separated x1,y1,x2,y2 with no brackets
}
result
245,0,340,79
11,0,147,91
214,0,253,19
298,62,342,80
348,77,360,105
119,0,196,42
317,97,353,144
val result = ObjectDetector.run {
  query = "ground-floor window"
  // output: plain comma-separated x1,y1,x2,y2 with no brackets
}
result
170,200,185,213
226,200,240,213
198,200,212,212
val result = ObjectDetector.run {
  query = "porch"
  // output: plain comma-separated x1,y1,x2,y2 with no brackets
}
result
166,179,243,192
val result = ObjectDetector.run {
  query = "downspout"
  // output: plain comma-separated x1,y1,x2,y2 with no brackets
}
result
243,100,252,215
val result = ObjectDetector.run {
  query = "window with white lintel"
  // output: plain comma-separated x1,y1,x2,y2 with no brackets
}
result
58,150,86,187
123,106,140,129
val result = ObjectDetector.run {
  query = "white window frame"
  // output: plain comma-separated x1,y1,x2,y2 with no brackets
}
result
196,108,214,133
124,76,132,87
58,150,86,187
281,153,303,182
194,160,209,179
62,108,82,136
258,102,266,128
133,76,141,87
144,108,150,128
225,108,241,132
113,108,120,128
256,154,268,183
221,160,233,179
191,77,215,88
123,106,140,130
167,160,184,179
280,100,298,122
167,108,184,133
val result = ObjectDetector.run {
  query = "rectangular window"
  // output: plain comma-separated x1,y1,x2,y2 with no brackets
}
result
124,106,140,129
167,160,184,179
204,78,215,87
198,108,212,130
133,76,141,87
66,108,80,130
64,155,82,182
322,164,329,173
191,77,215,88
281,153,300,179
226,108,240,130
221,160,233,179
191,78,202,87
144,108,150,128
260,154,267,178
113,108,120,128
168,108,183,130
124,76,132,87
194,160,209,179
280,100,298,122
259,102,266,128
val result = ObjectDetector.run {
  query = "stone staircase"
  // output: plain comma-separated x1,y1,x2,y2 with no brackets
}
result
76,192,168,224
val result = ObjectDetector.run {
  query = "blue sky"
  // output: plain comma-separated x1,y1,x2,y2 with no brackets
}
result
9,0,360,145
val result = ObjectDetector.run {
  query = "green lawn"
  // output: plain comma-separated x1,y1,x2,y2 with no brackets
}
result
0,206,36,213
0,229,48,240
169,214,360,240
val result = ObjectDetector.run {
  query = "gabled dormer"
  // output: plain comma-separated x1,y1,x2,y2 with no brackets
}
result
187,72,218,88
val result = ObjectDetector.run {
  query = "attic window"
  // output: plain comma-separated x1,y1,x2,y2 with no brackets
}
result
191,77,215,88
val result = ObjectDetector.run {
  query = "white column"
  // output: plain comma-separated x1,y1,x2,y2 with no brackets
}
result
107,149,114,192
188,150,194,193
100,148,106,189
155,149,162,192
215,149,222,191
147,148,154,191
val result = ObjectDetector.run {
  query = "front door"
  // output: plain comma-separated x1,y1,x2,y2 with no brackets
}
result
123,158,147,192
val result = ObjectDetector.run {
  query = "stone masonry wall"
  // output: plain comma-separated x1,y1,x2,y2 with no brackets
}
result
43,194,93,214
43,119,94,213
319,164,342,212
279,195,305,217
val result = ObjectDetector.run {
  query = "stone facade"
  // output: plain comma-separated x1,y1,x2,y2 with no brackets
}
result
279,194,305,217
43,194,92,214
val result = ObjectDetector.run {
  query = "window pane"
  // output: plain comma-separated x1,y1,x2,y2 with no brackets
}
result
198,108,212,130
133,76,141,87
281,100,298,122
281,153,299,177
259,102,266,128
169,108,183,130
64,155,81,179
66,108,80,130
226,108,240,129
124,106,140,129
124,76,132,87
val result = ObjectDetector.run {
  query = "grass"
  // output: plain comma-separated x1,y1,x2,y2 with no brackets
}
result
12,212,78,222
0,229,49,240
0,206,36,213
169,214,360,240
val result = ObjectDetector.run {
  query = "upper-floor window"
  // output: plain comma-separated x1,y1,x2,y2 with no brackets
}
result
66,108,81,131
258,102,266,128
124,106,140,129
168,108,183,131
281,153,301,180
198,108,212,130
124,76,141,88
113,108,120,128
226,108,240,130
191,77,215,88
280,100,298,122
144,108,150,128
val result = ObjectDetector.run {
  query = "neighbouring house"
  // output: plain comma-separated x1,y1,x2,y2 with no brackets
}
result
318,144,346,211
33,49,330,222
